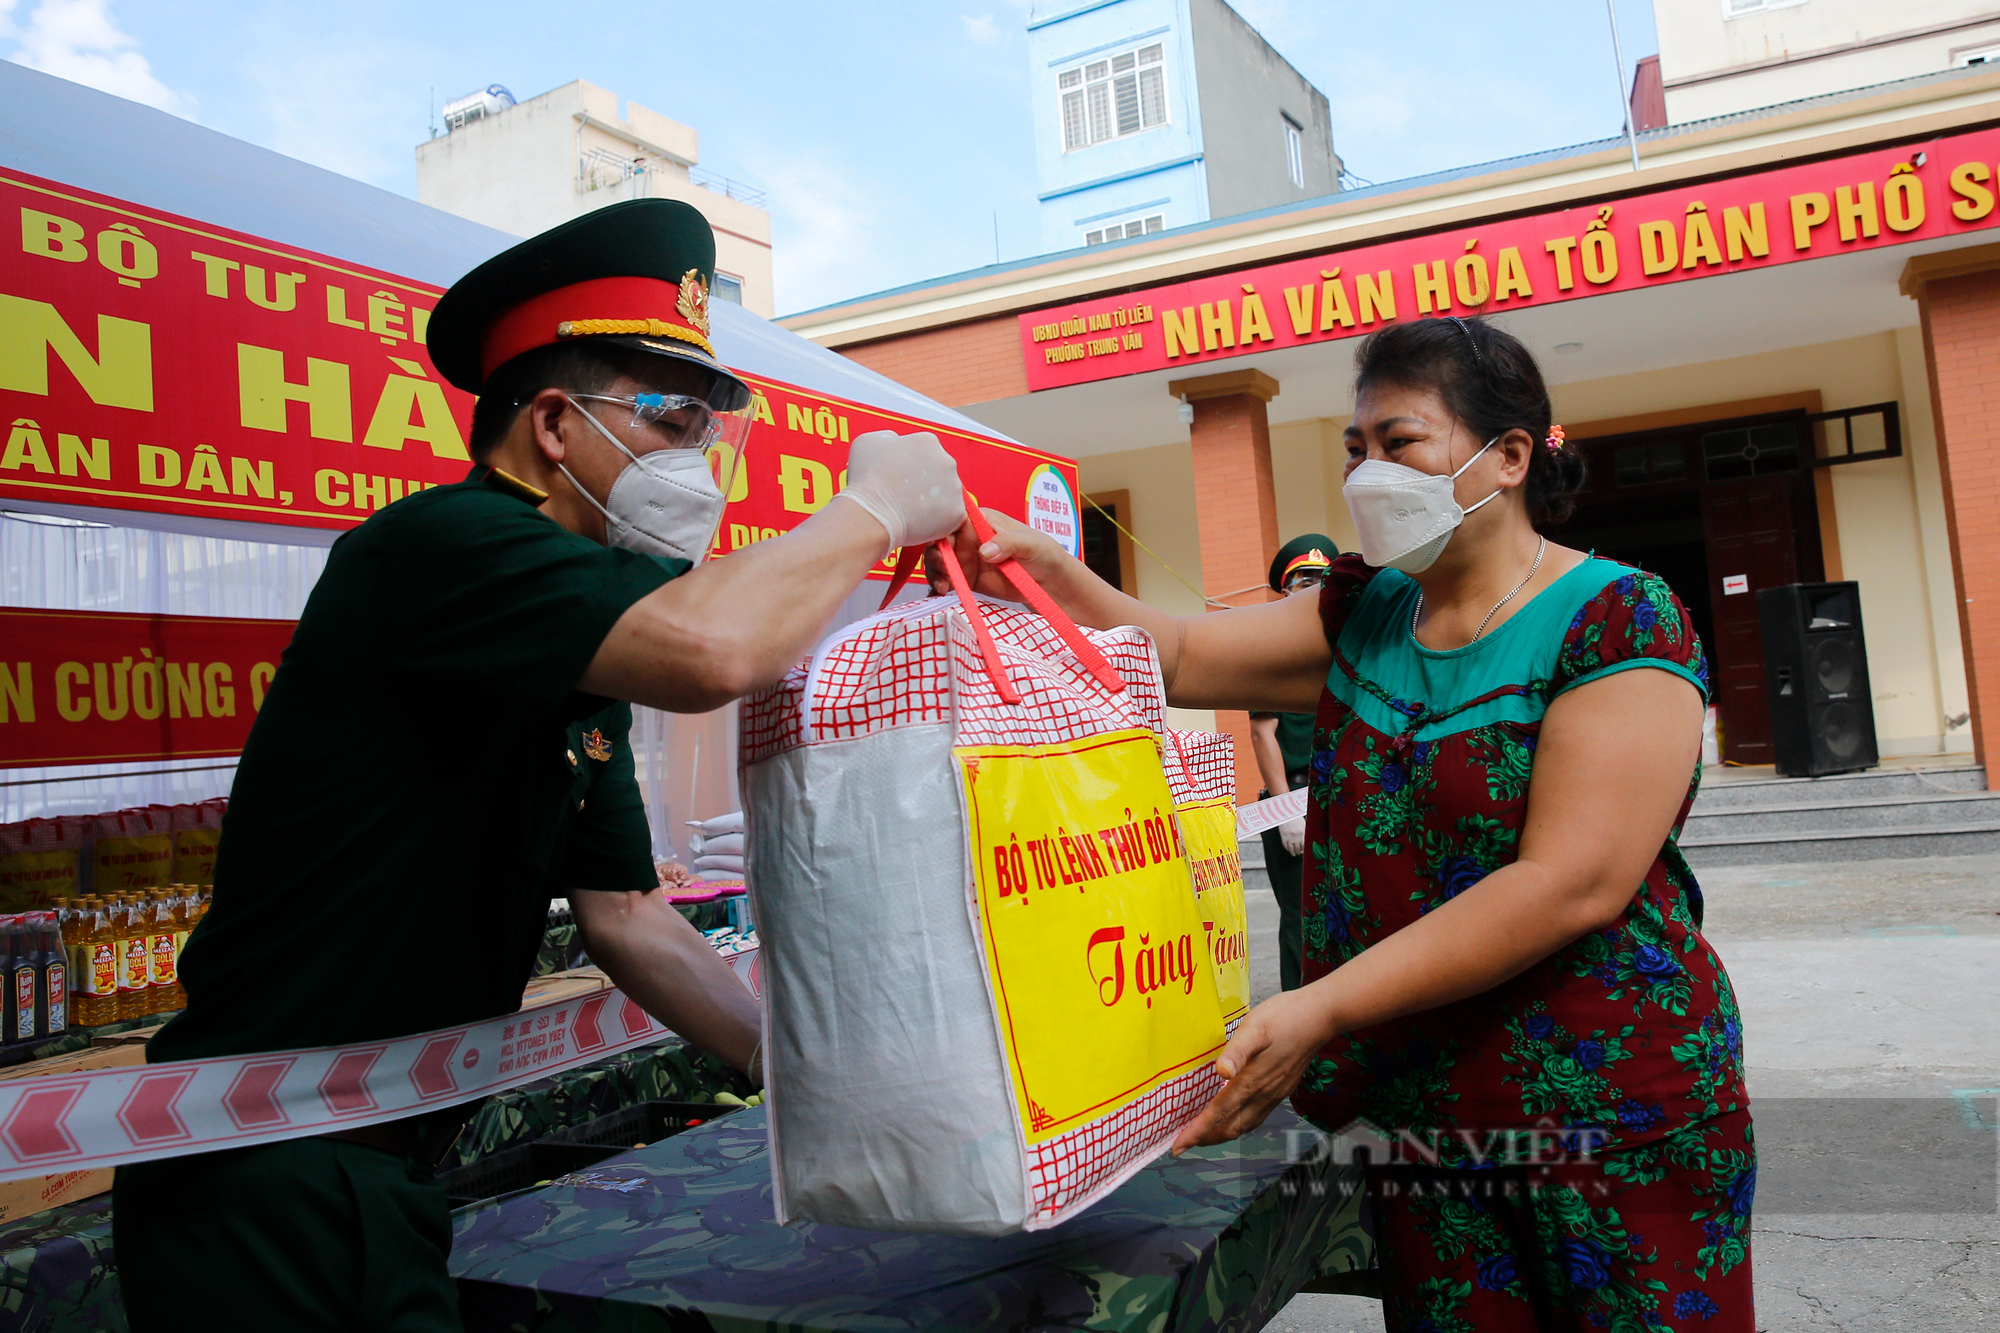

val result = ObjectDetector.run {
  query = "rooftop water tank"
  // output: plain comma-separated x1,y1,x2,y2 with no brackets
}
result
441,85,516,131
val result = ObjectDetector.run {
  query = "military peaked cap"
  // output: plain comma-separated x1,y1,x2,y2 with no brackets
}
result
1269,533,1338,592
427,198,752,411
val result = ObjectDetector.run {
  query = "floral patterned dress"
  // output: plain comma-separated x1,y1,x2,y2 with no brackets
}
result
1294,553,1754,1332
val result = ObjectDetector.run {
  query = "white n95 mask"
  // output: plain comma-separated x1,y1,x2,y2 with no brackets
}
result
1342,436,1501,574
560,398,727,564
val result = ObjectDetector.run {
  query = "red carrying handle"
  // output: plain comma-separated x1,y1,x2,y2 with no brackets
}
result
870,492,1127,702
880,537,1019,703
960,492,1126,695
933,537,1021,705
878,544,925,611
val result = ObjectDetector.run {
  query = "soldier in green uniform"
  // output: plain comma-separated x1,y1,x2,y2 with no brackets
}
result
1248,534,1337,993
111,199,967,1332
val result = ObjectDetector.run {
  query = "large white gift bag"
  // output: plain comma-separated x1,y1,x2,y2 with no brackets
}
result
740,539,1228,1235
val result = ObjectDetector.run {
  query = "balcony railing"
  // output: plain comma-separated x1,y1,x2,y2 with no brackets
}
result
689,167,767,210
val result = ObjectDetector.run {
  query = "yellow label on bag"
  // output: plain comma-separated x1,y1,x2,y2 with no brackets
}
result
1178,796,1250,1026
172,829,221,886
94,835,172,894
0,851,76,911
959,727,1224,1146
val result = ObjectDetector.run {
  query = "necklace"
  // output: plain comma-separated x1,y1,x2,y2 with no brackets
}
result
1412,536,1548,645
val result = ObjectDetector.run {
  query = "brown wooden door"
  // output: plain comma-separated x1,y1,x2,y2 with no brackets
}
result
1700,476,1802,764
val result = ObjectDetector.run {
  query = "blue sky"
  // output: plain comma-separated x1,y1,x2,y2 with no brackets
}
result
0,0,1659,314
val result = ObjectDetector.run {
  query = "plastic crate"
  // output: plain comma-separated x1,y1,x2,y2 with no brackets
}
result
438,1140,622,1209
542,1099,742,1151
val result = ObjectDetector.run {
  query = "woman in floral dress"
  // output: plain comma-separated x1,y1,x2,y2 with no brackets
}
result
945,315,1752,1330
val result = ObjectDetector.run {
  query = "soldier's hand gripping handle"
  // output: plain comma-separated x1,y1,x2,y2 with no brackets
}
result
834,430,966,552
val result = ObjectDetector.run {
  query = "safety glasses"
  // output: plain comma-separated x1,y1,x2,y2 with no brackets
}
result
571,392,718,451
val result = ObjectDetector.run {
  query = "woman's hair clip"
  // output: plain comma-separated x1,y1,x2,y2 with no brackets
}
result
1545,424,1567,453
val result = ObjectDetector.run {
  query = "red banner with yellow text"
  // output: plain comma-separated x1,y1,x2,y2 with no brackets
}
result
1020,125,2000,390
720,372,1082,569
0,607,296,769
0,168,1079,561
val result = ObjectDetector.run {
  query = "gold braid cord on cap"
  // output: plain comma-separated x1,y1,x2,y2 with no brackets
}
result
554,318,715,358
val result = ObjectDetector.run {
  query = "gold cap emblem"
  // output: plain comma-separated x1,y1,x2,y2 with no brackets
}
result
677,269,711,337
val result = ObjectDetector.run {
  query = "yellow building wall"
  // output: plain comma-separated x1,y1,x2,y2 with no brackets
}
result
1082,330,1967,758
1075,440,1217,733
1270,418,1359,556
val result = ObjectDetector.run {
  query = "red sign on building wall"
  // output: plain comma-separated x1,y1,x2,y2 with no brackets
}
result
0,169,1077,562
1019,125,2000,390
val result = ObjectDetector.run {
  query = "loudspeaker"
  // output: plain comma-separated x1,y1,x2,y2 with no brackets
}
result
1756,582,1878,778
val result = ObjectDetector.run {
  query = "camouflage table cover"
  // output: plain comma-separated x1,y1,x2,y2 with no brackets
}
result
445,1038,751,1170
451,1105,1372,1333
0,1196,115,1333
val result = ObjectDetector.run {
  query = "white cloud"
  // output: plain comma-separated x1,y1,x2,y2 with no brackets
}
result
960,13,1000,43
2,0,189,115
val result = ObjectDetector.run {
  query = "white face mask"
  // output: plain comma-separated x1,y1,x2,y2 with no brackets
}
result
1342,436,1501,574
559,398,727,565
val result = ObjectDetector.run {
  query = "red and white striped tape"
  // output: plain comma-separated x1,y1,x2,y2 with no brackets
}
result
0,944,759,1183
1235,788,1307,841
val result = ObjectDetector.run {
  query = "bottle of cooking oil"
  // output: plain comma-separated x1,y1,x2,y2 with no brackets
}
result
146,888,181,1015
60,899,93,1028
115,892,151,1022
170,885,194,1007
85,897,118,1028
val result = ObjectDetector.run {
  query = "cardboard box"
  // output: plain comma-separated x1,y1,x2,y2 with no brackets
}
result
0,1040,147,1081
0,1042,146,1224
520,967,610,1010
88,1023,164,1049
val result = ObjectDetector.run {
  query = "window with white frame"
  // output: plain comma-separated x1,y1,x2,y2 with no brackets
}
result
1059,43,1167,152
1282,115,1304,187
1721,0,1806,17
712,272,744,305
1085,214,1164,246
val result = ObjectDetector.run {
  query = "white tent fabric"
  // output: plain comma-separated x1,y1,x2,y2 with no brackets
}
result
0,63,987,846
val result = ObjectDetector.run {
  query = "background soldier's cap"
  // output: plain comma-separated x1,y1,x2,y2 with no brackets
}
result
1269,533,1338,592
427,198,752,411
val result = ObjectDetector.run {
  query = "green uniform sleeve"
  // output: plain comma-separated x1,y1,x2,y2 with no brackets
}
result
562,706,660,892
356,487,687,707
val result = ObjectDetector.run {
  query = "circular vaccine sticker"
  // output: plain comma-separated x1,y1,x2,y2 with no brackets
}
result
1025,465,1081,558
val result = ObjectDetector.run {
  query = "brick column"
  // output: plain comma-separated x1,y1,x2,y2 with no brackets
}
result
1904,249,2000,789
1169,368,1281,803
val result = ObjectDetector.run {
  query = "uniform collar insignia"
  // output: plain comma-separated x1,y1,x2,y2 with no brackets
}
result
482,466,549,506
581,728,613,762
677,269,711,337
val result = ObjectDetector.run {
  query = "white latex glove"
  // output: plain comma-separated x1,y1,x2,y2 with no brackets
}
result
1279,816,1305,858
836,430,965,551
